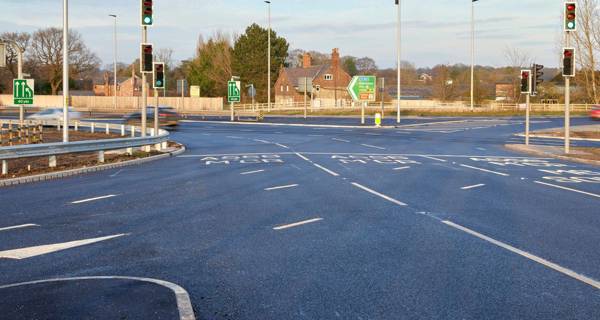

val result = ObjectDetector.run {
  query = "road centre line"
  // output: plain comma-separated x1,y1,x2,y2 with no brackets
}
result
365,133,381,136
0,224,39,232
351,182,407,206
442,220,600,290
71,194,118,204
240,169,265,175
393,166,411,171
534,181,600,199
332,138,351,143
460,164,510,177
419,155,447,162
313,163,340,176
264,184,299,191
361,144,386,150
461,184,486,190
273,218,323,230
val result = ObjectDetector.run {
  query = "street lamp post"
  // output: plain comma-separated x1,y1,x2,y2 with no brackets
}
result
62,0,69,143
470,0,476,112
396,0,402,124
265,1,271,112
109,14,117,110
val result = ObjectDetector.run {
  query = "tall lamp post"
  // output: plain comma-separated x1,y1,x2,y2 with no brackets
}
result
109,14,118,110
265,1,271,112
62,0,69,142
470,0,478,111
395,0,402,124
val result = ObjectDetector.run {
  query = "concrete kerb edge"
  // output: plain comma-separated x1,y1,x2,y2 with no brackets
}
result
0,276,195,320
0,143,186,188
514,133,600,142
504,144,600,167
181,120,395,129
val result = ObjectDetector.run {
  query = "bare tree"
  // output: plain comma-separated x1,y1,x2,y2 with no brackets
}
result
355,57,378,75
155,48,174,70
432,64,455,101
573,0,599,103
504,46,532,102
29,27,100,95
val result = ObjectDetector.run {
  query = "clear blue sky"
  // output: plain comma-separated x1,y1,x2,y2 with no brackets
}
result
0,0,563,69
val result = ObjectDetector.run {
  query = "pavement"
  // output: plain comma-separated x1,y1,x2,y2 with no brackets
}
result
1,116,600,319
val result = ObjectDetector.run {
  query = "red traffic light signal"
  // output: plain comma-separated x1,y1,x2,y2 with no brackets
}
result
141,43,153,73
563,48,575,77
521,70,531,94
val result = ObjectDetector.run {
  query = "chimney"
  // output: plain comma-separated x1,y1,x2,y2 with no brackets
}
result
331,48,340,67
302,53,312,68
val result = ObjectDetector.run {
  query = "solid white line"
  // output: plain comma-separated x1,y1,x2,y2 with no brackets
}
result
460,164,510,177
313,163,340,176
273,218,323,230
534,181,600,199
295,152,311,162
226,136,243,139
0,224,39,232
71,194,118,204
240,169,265,175
365,133,381,136
442,220,600,290
308,134,324,137
361,144,386,150
420,155,447,162
275,143,290,149
461,184,486,190
393,166,411,171
332,138,350,143
351,182,407,206
264,184,299,191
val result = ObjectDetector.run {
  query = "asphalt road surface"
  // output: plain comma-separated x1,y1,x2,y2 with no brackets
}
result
1,116,599,319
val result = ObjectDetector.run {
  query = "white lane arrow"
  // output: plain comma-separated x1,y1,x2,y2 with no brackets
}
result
0,234,129,260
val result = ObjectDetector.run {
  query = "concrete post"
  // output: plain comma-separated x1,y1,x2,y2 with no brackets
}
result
105,123,110,135
74,121,78,131
98,150,105,163
49,155,57,168
121,124,125,136
91,122,95,133
131,125,136,137
2,160,7,175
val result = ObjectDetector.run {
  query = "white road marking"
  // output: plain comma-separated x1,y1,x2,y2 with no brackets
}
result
71,194,118,204
240,169,265,175
351,182,407,206
332,138,350,143
313,163,340,176
295,152,311,162
264,184,299,191
460,164,509,177
309,134,324,137
393,166,411,171
240,129,254,132
365,133,381,136
0,224,39,232
461,184,486,190
419,155,447,162
109,169,124,178
226,136,243,139
534,181,600,199
442,220,600,290
253,139,271,144
273,218,323,230
361,144,386,150
0,234,128,260
476,147,487,151
275,143,290,149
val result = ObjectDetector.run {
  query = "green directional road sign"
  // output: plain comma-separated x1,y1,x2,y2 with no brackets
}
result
228,80,241,103
348,76,376,102
13,79,35,105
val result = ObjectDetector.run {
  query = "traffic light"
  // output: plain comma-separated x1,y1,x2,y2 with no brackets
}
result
563,48,575,77
153,62,165,89
564,2,576,31
520,70,531,94
141,0,153,26
141,43,153,73
531,64,544,96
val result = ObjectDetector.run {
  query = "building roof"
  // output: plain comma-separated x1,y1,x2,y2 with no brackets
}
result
284,65,327,87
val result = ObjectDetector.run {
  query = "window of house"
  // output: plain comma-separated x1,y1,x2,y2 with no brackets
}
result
324,74,333,81
286,86,289,92
281,85,284,92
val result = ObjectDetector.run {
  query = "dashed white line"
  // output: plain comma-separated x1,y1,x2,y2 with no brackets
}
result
460,164,509,177
275,143,290,149
226,136,243,139
365,133,381,136
361,144,386,150
264,184,299,191
393,166,411,171
332,138,350,143
273,218,323,230
71,194,118,204
351,182,407,206
240,169,265,175
534,181,600,199
461,184,486,190
295,152,311,162
308,134,324,137
442,220,600,290
419,155,447,162
313,163,340,176
253,139,271,144
0,224,39,232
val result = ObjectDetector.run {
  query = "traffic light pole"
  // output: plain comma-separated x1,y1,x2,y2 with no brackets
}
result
62,0,69,143
565,32,571,154
304,77,308,120
525,93,530,146
141,26,148,138
154,89,159,136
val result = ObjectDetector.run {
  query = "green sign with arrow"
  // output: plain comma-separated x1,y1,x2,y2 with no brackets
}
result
13,79,35,105
347,76,376,102
228,80,241,103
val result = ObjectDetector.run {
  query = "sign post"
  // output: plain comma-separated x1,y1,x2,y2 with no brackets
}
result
347,76,377,125
228,79,241,121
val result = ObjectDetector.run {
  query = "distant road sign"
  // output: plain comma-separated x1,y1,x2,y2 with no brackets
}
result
348,76,376,102
228,80,241,103
13,79,34,105
190,85,200,97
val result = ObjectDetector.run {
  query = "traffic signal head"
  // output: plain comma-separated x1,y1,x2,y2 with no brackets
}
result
531,64,544,95
141,43,153,73
565,2,576,31
153,62,165,89
141,0,153,26
563,48,575,77
520,70,531,94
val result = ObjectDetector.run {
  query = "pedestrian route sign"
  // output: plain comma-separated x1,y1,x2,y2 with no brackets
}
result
228,80,241,103
348,76,376,102
13,79,34,105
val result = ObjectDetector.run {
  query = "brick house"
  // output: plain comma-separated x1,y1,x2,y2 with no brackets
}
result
274,48,352,107
93,69,143,97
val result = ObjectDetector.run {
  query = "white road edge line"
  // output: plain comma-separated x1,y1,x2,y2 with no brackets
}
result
0,276,195,320
273,218,323,230
534,181,600,199
71,194,118,204
361,144,386,150
0,224,40,232
351,182,407,206
264,184,299,191
461,184,486,190
240,169,265,175
393,166,411,171
420,155,447,162
442,220,600,290
313,163,340,176
460,164,509,177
